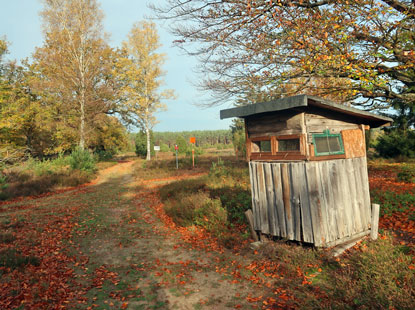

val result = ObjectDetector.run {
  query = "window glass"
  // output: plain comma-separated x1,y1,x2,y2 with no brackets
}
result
313,132,344,155
278,139,300,152
252,140,271,152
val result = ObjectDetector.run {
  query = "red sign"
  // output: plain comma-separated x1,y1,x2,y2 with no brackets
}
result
189,137,196,144
174,144,178,150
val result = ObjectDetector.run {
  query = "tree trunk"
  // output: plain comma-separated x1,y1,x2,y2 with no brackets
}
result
79,88,86,150
145,114,151,161
144,82,151,161
79,48,86,150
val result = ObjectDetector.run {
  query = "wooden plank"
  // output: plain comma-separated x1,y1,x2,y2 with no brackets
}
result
328,160,346,239
353,157,368,229
360,124,367,156
322,160,339,242
300,113,310,159
249,162,260,231
290,163,302,241
306,124,360,133
272,163,285,238
324,230,370,248
248,162,256,229
257,163,270,234
316,161,333,244
297,162,314,243
370,204,380,240
338,159,354,237
245,209,259,242
308,154,346,161
249,129,303,138
345,158,362,234
359,157,372,229
245,121,251,161
305,109,361,129
305,162,323,246
264,163,278,236
281,163,294,240
352,158,369,231
247,110,303,137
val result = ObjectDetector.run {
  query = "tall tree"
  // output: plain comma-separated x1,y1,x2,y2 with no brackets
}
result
35,0,117,150
120,21,174,160
0,40,52,161
153,0,415,109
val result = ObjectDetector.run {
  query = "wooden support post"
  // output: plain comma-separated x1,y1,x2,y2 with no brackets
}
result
245,209,259,242
371,203,380,240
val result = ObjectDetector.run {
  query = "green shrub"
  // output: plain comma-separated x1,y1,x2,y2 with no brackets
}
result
321,236,415,309
209,158,228,178
175,136,188,155
160,143,169,152
231,119,246,158
24,153,70,176
214,187,251,225
164,191,227,233
94,149,115,161
397,165,415,183
68,148,96,172
0,249,40,270
185,146,204,165
0,172,8,199
159,177,207,201
25,157,54,176
185,146,204,157
375,129,415,158
194,196,228,232
52,152,70,167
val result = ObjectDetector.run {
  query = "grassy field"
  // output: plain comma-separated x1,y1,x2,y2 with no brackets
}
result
0,153,414,309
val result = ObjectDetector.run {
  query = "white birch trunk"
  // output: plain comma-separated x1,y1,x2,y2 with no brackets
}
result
145,104,151,160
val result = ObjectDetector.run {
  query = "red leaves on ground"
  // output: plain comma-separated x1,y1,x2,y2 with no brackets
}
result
92,265,119,288
368,164,415,244
0,202,88,309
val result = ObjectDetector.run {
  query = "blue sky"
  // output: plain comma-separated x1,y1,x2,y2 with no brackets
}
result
0,0,233,132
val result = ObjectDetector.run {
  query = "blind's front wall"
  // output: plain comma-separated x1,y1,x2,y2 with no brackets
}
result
249,158,371,246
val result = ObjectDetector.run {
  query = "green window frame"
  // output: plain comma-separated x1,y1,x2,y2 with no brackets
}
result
312,130,345,156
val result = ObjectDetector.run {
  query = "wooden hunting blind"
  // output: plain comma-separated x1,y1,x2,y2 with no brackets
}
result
220,95,392,247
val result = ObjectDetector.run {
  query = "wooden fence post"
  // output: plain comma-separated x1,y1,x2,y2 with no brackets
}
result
245,209,259,242
371,203,380,240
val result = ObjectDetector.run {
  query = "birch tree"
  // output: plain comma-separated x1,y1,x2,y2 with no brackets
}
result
35,0,117,150
120,21,174,160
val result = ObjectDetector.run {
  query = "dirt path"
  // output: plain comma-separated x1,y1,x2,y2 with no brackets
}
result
0,160,294,310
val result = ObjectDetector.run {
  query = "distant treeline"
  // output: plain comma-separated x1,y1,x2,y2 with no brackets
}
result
152,130,232,148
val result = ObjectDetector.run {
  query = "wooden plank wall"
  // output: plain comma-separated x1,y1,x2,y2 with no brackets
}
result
249,158,371,246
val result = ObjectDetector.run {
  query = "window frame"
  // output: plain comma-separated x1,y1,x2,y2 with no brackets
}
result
312,130,345,156
250,136,273,154
275,135,302,153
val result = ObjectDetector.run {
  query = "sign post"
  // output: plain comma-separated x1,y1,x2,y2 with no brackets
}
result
189,137,196,168
154,145,160,160
174,144,178,169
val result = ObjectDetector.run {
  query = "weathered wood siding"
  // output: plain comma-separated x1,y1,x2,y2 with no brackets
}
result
246,110,303,138
249,158,371,246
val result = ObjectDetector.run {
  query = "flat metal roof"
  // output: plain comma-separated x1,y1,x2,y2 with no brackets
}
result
220,94,393,127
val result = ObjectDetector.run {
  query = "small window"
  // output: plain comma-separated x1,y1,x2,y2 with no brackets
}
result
278,138,300,152
252,140,271,153
313,130,344,156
